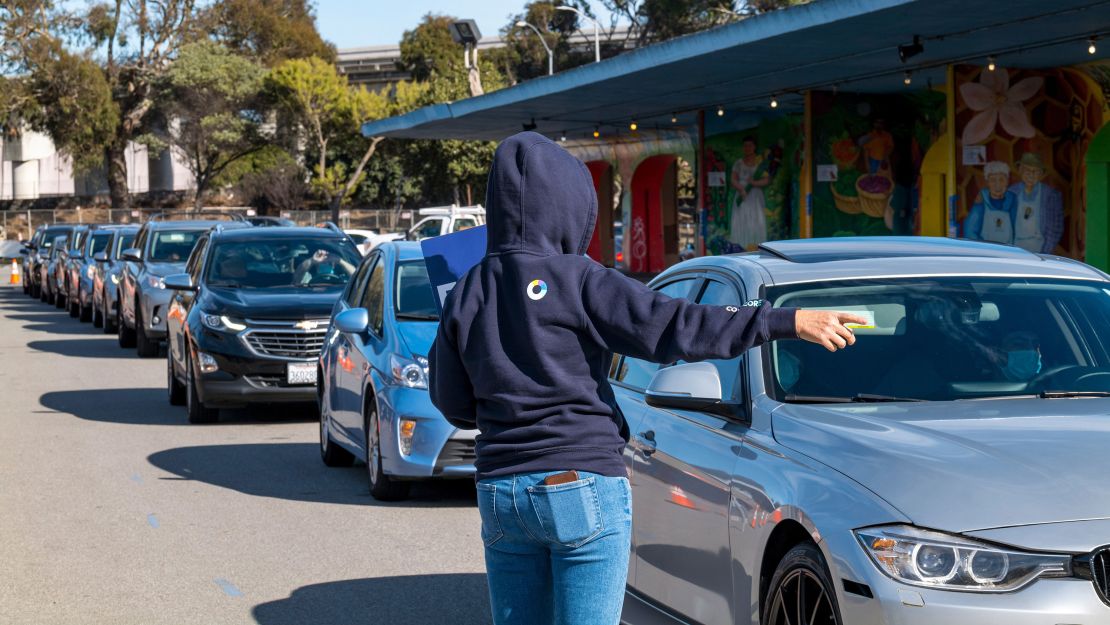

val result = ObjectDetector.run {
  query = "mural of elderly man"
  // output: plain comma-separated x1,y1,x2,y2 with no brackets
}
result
1008,152,1063,253
964,161,1017,244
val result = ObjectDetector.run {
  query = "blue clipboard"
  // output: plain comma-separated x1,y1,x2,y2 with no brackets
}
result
420,225,487,314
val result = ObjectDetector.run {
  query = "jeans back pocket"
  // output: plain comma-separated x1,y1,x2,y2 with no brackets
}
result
476,482,504,547
527,478,604,548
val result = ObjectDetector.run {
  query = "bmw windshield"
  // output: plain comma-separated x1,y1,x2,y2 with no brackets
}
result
206,238,361,289
767,277,1110,402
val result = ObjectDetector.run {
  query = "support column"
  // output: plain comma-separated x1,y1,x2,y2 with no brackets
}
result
12,161,39,200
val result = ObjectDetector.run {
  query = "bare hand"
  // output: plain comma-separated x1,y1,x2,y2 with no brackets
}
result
795,310,869,352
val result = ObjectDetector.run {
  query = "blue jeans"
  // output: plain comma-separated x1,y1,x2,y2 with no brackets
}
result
477,471,632,625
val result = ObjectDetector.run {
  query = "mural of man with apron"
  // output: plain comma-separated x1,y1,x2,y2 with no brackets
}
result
1008,153,1064,254
963,161,1017,244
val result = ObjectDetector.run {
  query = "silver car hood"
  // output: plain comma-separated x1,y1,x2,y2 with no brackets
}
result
772,399,1110,532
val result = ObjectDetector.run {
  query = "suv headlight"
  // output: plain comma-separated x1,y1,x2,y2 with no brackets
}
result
110,274,120,285
856,525,1070,592
86,266,96,279
391,354,429,389
202,313,247,332
146,275,165,289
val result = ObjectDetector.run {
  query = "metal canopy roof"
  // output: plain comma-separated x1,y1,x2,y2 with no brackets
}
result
361,0,1110,142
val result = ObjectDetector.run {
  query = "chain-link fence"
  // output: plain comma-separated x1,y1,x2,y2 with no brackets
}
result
0,207,415,241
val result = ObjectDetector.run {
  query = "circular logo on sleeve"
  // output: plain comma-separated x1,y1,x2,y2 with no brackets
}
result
527,279,548,301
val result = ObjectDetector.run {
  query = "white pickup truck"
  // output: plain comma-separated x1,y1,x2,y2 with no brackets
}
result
361,205,486,251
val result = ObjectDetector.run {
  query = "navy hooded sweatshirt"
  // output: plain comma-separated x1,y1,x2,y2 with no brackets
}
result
429,132,798,481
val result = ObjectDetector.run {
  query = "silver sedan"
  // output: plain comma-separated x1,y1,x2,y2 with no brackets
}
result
618,236,1110,625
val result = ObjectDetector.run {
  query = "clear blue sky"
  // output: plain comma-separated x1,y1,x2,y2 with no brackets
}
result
315,1,620,49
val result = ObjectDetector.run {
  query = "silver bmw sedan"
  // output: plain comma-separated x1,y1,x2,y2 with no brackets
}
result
617,236,1110,625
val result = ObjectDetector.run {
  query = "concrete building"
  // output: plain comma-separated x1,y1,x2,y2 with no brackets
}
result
0,129,194,202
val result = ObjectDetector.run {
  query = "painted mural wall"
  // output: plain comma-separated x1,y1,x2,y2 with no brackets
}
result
704,114,803,254
955,64,1107,260
810,91,947,238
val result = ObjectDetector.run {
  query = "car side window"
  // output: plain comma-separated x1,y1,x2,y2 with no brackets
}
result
359,256,386,335
611,277,698,389
133,228,147,255
345,254,377,307
692,279,745,401
414,218,444,239
186,237,208,281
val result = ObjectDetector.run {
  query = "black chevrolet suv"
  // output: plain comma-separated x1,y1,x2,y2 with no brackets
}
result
164,224,362,423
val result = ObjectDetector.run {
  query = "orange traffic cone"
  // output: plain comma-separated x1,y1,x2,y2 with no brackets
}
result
10,259,20,285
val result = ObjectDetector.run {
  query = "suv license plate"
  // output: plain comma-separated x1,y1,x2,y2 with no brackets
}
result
287,362,316,386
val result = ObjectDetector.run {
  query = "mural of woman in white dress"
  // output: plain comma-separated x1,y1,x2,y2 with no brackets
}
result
730,136,770,249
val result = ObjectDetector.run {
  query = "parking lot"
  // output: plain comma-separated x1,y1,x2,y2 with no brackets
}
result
0,274,491,625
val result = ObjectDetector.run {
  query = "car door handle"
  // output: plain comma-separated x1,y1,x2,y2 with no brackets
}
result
638,430,657,456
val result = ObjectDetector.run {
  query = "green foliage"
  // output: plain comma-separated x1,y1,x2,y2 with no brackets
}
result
148,40,268,206
202,0,335,66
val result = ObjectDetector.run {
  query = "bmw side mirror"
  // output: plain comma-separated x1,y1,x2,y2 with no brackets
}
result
334,307,369,334
163,273,196,292
122,248,142,263
93,252,108,263
646,362,730,414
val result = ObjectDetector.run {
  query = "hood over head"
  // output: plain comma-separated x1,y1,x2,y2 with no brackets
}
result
485,131,597,256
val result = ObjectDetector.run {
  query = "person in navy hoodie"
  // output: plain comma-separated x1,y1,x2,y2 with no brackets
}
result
430,132,863,625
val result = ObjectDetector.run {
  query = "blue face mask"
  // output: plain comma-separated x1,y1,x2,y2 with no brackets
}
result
1004,350,1042,381
779,350,801,390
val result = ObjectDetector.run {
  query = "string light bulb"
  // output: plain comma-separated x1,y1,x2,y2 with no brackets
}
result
560,132,567,142
592,126,600,139
1090,37,1098,55
770,96,778,109
904,71,913,86
716,106,724,116
629,121,638,131
671,113,678,123
987,56,996,71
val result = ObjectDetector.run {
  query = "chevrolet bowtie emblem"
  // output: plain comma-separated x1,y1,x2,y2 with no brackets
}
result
294,320,319,331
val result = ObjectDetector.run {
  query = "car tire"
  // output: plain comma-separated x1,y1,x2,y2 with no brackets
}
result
319,383,355,467
167,346,186,406
68,292,80,317
185,349,218,424
117,305,136,348
365,394,409,501
54,290,65,309
761,543,843,625
79,298,92,323
103,294,116,334
135,306,158,358
91,298,103,328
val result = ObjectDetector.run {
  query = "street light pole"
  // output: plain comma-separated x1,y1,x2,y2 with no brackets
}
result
516,21,554,76
554,6,600,63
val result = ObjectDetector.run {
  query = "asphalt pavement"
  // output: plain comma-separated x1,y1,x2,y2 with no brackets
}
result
0,271,490,625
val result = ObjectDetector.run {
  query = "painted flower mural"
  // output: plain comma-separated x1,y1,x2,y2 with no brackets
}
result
960,68,1044,145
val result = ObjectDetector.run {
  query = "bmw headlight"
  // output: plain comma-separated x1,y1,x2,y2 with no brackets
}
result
856,525,1070,592
201,313,247,332
146,275,166,289
391,354,429,389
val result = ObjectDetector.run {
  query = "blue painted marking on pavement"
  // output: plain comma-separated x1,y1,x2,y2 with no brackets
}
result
130,473,143,484
214,578,243,597
146,514,159,528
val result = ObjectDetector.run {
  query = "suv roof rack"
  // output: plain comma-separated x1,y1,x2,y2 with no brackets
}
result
316,221,344,235
147,211,243,222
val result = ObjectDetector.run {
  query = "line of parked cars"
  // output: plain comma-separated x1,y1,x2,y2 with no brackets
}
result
18,223,1110,624
19,213,477,504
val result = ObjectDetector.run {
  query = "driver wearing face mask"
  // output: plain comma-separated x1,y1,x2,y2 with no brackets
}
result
998,331,1042,382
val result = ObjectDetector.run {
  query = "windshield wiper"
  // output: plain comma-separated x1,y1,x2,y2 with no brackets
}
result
852,393,926,403
1039,390,1110,399
782,393,925,404
396,313,439,321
